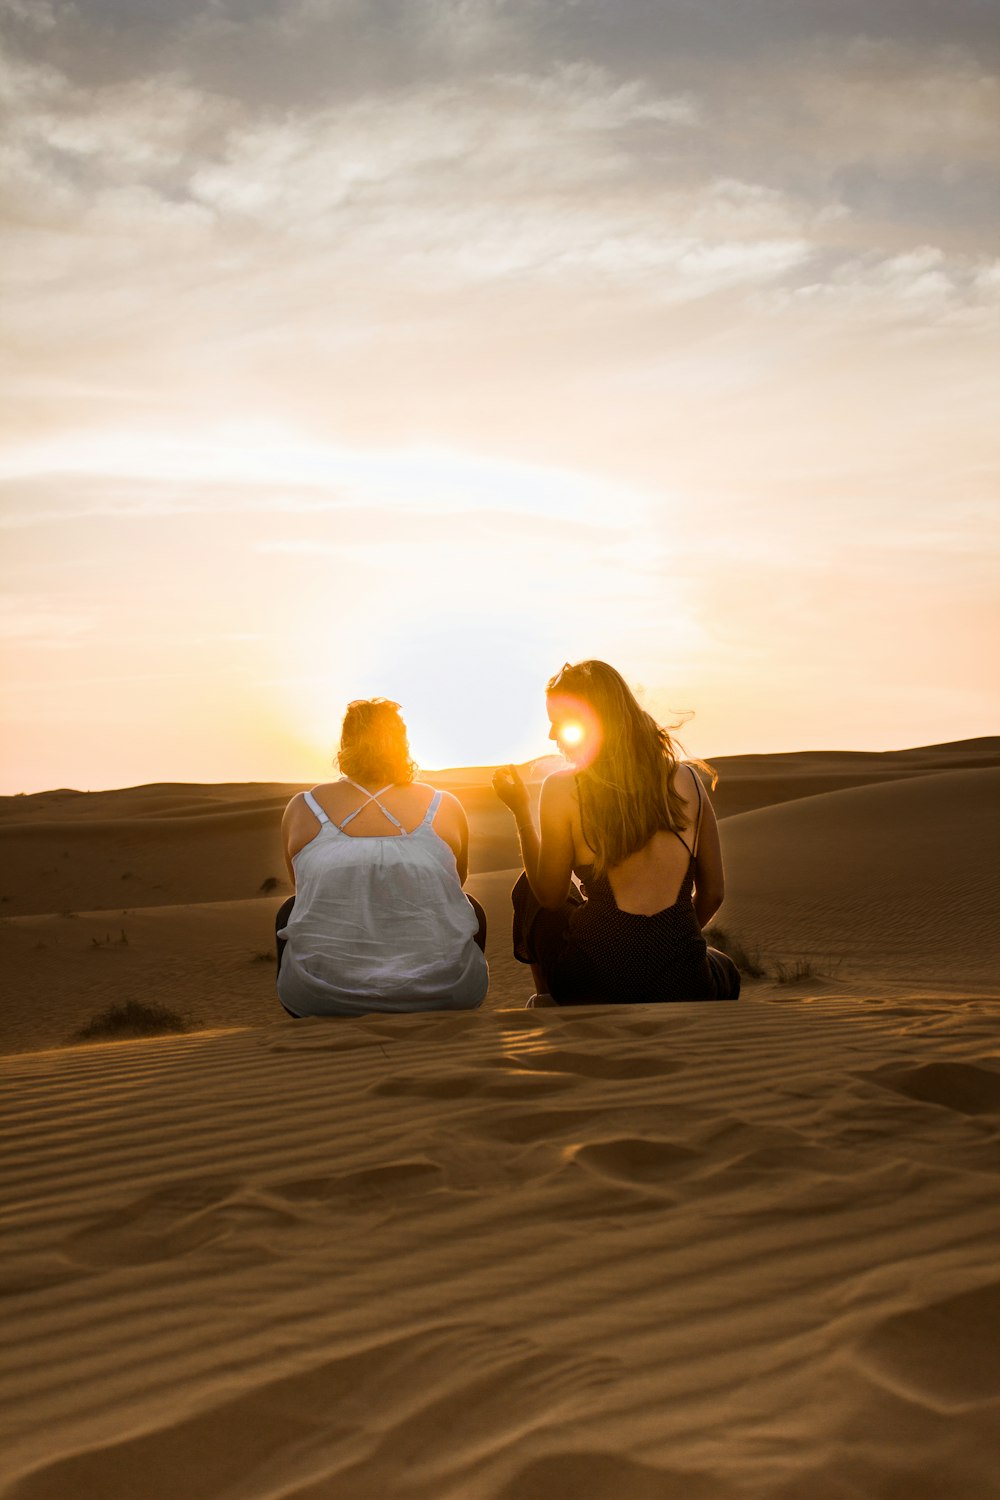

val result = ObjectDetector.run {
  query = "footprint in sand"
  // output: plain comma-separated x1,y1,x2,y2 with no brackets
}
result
863,1061,1000,1116
272,1159,444,1207
64,1175,302,1268
854,1279,1000,1411
571,1135,703,1193
371,1072,485,1099
5,1323,616,1500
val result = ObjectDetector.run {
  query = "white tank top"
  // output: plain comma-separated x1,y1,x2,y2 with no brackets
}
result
277,783,489,1017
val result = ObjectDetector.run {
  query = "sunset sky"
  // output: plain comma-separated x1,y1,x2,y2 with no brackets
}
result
2,0,998,792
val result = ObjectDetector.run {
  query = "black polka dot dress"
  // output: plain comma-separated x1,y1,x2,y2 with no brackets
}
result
510,772,740,1003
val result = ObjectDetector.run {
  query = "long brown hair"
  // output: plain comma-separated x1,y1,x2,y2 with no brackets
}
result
336,698,417,786
547,660,716,877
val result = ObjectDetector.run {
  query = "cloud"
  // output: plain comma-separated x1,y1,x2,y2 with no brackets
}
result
0,0,61,30
766,243,1000,336
0,430,657,529
4,8,996,398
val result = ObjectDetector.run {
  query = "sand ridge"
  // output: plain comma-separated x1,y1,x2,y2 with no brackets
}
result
2,997,999,1498
720,765,1000,988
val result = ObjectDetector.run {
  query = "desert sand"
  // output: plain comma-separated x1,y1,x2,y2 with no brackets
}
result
1,739,999,1497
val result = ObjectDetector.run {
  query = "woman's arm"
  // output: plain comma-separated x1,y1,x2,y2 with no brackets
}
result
690,771,725,929
441,792,470,885
280,795,301,891
493,766,574,909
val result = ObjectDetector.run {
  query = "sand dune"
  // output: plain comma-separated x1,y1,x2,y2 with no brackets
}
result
668,735,999,819
720,765,1000,990
0,807,291,920
2,739,999,1495
2,998,999,1498
0,782,512,918
5,737,996,918
2,742,999,1054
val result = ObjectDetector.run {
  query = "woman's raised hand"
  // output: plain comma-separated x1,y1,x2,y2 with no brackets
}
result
492,764,530,819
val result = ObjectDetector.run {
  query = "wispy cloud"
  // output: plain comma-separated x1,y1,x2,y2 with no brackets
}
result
0,431,654,527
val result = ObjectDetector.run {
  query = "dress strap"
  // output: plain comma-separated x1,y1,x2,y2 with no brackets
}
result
668,765,704,859
303,789,330,825
337,780,406,833
418,790,444,828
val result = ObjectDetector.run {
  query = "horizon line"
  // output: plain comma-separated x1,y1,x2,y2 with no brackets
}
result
3,733,997,799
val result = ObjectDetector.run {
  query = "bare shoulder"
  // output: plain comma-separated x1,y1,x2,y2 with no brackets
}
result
681,761,705,791
676,761,704,814
543,766,576,795
540,767,577,812
419,784,466,819
281,791,315,851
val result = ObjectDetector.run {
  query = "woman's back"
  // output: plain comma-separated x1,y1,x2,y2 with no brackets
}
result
568,763,704,916
556,763,713,1002
278,780,489,1017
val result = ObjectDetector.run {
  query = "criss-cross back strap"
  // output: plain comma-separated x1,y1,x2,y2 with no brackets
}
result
337,779,406,833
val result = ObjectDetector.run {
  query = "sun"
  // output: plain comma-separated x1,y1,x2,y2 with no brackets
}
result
546,693,603,767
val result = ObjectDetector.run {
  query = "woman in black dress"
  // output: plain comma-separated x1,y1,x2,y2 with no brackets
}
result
492,660,739,1005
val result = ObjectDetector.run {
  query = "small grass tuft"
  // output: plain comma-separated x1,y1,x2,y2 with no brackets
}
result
74,1001,188,1042
774,957,817,985
704,925,768,979
259,876,281,894
90,929,129,948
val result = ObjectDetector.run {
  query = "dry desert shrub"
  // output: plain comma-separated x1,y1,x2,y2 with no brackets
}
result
704,926,767,979
74,1001,188,1042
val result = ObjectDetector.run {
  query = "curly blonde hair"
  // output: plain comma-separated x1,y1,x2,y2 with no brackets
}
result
336,699,417,786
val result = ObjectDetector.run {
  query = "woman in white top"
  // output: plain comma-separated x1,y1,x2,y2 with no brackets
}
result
275,698,489,1017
